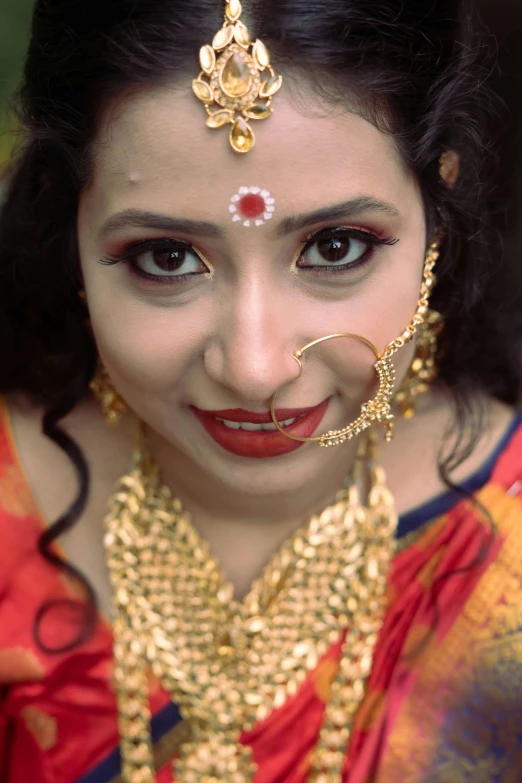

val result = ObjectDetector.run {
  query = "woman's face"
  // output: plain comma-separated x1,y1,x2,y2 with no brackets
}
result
78,82,426,499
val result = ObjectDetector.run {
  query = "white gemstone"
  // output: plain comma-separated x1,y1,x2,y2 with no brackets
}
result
260,189,270,197
232,214,241,221
265,197,275,204
239,186,249,194
249,186,260,193
263,212,272,220
231,194,240,202
255,219,264,226
266,205,275,212
243,220,251,227
229,205,237,212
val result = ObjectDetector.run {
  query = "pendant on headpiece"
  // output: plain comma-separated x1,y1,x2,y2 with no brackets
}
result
192,0,282,154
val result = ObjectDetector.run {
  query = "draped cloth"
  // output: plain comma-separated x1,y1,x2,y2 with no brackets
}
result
1,394,521,783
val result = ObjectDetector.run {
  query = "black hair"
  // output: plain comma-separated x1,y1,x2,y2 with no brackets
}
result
0,0,520,651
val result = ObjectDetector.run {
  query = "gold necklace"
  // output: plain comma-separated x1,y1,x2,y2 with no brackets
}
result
105,427,397,783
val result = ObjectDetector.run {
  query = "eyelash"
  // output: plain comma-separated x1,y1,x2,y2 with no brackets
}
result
99,239,208,284
98,227,398,284
297,227,398,274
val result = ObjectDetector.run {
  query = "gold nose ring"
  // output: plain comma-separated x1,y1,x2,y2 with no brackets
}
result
269,333,396,447
269,234,442,447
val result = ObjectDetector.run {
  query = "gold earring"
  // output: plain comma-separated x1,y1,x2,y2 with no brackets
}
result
394,308,443,419
269,235,441,446
89,363,128,427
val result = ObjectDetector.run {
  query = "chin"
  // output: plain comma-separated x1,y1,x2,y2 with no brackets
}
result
191,438,352,496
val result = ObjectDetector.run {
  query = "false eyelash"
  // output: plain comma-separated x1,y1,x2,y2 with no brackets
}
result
98,238,211,284
297,227,399,274
97,227,399,285
99,238,194,266
301,226,399,252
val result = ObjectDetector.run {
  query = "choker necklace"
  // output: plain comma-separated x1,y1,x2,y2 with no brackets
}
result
105,426,397,783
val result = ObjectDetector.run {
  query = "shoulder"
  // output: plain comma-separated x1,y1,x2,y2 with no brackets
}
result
488,409,522,493
0,397,53,631
0,392,136,620
0,396,43,559
1,391,136,527
386,389,519,517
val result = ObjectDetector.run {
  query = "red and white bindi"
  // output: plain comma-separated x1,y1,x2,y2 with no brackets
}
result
229,186,275,227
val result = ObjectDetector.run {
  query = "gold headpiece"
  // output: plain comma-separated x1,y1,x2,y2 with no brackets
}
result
192,0,282,153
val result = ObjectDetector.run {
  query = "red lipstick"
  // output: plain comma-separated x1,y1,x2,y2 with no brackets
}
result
192,399,330,458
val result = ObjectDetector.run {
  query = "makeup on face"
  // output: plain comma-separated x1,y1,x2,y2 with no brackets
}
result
191,399,330,458
79,86,425,491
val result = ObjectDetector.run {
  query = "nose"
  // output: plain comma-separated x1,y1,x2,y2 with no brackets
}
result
204,278,300,404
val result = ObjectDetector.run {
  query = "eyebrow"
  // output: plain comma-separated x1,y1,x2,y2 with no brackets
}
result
275,197,400,235
98,197,400,240
99,210,221,239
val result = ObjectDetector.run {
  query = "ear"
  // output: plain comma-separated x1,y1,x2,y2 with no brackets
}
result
438,150,460,188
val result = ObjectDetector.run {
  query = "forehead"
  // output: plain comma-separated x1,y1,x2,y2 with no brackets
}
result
86,82,414,219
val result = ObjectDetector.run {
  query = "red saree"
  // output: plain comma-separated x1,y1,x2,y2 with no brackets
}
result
1,394,521,782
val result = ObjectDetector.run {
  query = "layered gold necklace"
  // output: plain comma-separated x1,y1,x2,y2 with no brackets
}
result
105,427,397,783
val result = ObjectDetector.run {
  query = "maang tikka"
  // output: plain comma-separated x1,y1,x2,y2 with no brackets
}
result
192,0,282,153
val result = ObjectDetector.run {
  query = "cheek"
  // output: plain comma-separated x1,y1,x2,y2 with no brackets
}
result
364,271,424,350
314,304,416,406
89,297,210,394
393,340,416,386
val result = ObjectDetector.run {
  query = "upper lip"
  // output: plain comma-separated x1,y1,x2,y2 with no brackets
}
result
192,404,322,424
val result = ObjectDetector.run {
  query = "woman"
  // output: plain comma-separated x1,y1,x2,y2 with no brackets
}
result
0,0,521,780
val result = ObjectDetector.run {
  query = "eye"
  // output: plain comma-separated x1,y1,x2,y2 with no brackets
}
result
100,239,210,282
297,227,396,271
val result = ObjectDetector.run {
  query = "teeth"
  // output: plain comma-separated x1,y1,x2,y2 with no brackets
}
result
217,419,241,430
216,417,297,431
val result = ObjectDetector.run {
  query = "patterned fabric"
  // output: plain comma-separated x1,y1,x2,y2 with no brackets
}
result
0,394,521,783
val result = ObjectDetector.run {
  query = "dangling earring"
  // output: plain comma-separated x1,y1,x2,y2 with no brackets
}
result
89,362,128,427
394,308,443,419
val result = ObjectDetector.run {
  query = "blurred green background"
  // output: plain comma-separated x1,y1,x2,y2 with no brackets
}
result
0,0,33,174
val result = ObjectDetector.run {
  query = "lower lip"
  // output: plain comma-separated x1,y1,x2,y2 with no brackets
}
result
192,399,330,458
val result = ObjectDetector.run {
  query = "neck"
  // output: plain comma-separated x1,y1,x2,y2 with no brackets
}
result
144,424,358,599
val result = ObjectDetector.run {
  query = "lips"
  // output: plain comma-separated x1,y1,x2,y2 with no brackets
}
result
191,399,330,458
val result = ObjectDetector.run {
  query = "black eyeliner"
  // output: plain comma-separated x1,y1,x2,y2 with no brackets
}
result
98,227,398,283
98,237,210,284
99,237,194,266
301,226,399,250
297,226,399,274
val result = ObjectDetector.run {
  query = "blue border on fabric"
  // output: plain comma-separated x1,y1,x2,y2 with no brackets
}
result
76,701,182,783
396,415,522,538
